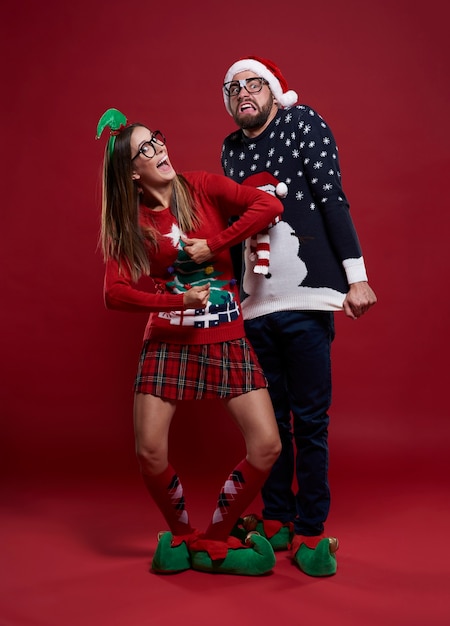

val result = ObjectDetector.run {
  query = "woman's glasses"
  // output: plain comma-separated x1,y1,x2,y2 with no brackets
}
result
131,131,166,161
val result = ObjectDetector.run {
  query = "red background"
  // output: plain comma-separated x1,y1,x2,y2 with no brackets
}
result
1,1,449,624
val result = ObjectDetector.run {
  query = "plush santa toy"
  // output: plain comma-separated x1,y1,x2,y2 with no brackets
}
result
242,173,287,275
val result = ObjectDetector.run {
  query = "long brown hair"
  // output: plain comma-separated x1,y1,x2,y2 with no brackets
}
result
100,123,200,282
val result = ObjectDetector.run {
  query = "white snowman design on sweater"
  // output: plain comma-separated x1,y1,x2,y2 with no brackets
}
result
241,173,308,301
243,219,308,299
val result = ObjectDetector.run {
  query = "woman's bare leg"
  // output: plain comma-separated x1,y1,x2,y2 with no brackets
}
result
133,393,194,535
204,388,281,540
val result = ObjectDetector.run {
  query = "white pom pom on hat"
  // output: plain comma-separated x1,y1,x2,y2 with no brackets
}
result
223,55,298,115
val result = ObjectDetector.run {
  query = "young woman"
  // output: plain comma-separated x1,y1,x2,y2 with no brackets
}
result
96,108,282,575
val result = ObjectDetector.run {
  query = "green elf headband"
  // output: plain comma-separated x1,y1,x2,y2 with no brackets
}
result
96,108,129,157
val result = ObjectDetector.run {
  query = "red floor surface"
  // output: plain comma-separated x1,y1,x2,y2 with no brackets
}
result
2,441,449,626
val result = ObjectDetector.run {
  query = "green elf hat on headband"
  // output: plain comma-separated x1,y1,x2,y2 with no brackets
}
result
96,108,128,157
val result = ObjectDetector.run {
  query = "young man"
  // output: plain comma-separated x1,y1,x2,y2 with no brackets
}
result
221,56,377,576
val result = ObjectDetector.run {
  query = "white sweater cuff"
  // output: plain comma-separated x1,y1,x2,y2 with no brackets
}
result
343,257,368,284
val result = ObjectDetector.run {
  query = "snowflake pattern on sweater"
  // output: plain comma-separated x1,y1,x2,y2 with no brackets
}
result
221,105,368,318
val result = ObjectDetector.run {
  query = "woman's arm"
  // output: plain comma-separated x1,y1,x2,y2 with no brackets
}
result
200,172,283,254
104,257,187,312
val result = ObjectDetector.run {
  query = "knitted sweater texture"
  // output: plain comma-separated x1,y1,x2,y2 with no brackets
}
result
221,105,368,318
103,170,282,344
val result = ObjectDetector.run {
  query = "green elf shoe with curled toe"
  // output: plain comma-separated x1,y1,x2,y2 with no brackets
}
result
291,534,339,577
151,531,192,574
189,532,276,576
231,514,294,551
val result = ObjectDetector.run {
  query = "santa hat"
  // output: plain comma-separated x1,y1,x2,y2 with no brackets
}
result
223,55,298,115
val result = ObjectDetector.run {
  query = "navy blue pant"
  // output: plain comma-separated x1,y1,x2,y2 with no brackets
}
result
244,311,335,536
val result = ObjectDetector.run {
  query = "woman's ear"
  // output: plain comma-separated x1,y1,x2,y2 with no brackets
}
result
133,179,143,195
131,171,140,181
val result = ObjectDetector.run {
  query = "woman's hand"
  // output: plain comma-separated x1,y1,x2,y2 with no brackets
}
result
183,283,210,309
181,236,213,264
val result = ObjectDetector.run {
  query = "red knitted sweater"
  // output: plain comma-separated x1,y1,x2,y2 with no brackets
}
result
104,171,282,345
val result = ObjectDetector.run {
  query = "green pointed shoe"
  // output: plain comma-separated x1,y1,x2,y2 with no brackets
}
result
231,514,293,551
190,533,276,576
291,535,339,577
151,531,191,574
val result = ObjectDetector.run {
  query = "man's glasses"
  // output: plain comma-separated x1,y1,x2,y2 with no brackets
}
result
223,77,268,97
131,131,166,161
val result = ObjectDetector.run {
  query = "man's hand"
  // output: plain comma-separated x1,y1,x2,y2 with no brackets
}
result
183,283,210,309
343,281,377,320
181,236,213,264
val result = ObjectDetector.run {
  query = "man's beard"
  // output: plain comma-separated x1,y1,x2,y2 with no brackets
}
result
232,98,274,131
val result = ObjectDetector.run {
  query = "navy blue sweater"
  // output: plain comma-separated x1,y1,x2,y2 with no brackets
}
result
221,105,368,318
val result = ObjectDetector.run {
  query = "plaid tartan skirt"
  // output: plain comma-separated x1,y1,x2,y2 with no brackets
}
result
134,338,267,400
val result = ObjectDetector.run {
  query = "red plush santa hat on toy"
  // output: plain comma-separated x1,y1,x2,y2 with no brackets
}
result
223,55,298,115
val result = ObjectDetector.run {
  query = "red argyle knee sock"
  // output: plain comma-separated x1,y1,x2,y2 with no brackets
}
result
204,458,269,542
142,464,194,536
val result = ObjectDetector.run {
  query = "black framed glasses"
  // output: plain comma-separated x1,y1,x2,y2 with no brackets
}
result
223,77,268,97
131,131,166,161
